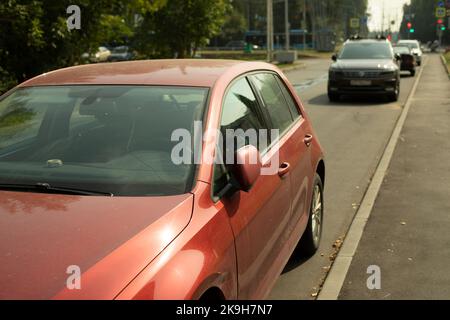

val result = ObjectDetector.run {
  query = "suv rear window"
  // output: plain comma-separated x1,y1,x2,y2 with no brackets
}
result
339,42,393,60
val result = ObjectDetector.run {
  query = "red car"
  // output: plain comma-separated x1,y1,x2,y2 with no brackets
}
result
0,60,325,300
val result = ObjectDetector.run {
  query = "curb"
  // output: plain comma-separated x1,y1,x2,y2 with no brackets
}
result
317,56,428,300
439,54,450,79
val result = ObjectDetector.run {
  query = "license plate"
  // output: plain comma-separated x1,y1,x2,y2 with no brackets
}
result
351,80,372,86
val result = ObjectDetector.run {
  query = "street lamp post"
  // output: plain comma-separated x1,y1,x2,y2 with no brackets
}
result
267,0,273,61
285,0,290,50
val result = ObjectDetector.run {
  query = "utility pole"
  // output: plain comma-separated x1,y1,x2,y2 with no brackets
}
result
311,0,316,50
267,0,273,61
285,0,290,50
303,0,306,50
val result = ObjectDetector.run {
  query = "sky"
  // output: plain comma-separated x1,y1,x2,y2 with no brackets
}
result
367,0,411,32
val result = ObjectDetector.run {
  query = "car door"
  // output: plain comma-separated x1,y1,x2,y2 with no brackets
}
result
212,76,293,299
272,74,314,229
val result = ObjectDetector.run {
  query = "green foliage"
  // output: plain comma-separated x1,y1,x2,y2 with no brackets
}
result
98,14,134,46
221,9,248,43
0,0,167,95
136,0,231,58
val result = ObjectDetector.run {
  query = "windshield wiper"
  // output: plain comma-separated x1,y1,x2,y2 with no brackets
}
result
0,183,114,197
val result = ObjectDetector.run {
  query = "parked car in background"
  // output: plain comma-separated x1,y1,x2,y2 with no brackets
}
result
81,46,111,63
0,59,325,300
107,46,135,62
397,40,423,66
393,46,416,76
328,38,401,102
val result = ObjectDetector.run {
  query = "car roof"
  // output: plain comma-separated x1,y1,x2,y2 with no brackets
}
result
19,59,278,88
346,39,390,44
398,40,419,43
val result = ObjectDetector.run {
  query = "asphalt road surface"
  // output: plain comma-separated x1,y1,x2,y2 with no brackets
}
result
269,58,419,300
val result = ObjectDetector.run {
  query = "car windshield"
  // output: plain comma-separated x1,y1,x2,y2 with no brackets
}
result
339,42,393,60
394,47,410,54
0,85,208,196
399,42,419,49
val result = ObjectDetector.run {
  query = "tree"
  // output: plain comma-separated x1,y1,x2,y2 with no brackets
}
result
0,0,166,94
137,0,231,58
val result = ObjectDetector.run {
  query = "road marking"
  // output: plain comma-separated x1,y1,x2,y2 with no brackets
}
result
317,56,428,300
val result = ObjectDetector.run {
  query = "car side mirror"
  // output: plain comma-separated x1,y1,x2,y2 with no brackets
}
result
332,54,338,62
231,145,262,192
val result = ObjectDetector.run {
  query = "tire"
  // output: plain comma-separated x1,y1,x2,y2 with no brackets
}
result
388,81,400,102
328,92,340,102
410,70,416,77
417,61,421,67
298,174,324,257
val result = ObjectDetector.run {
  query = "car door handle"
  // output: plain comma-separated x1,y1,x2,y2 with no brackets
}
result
278,162,291,178
304,134,313,147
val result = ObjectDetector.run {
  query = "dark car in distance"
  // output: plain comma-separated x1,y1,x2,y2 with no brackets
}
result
393,46,416,76
328,38,401,102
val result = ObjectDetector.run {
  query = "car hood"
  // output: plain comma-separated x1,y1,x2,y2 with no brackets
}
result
0,191,193,299
331,59,397,70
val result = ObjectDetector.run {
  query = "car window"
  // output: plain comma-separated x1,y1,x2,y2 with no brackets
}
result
250,73,295,133
394,47,410,54
339,43,393,59
213,77,267,196
275,76,301,120
399,42,419,49
0,85,208,196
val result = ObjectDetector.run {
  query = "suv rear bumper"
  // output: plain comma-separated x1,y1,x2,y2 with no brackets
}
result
328,78,398,95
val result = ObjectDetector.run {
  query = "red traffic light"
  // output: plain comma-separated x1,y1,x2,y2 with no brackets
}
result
438,19,444,24
407,22,412,29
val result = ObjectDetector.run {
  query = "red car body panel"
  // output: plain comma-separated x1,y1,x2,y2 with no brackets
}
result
0,60,325,300
0,191,193,299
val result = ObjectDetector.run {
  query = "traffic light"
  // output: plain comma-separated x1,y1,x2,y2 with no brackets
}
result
410,28,415,33
407,22,412,29
441,25,446,31
438,19,444,24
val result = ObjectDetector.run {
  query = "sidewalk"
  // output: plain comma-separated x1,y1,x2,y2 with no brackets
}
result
338,54,450,300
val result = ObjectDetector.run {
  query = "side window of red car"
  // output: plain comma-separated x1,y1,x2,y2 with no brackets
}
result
249,73,295,134
274,75,302,120
212,77,267,198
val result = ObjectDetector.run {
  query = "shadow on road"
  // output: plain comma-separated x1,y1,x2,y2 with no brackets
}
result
400,73,415,78
307,93,390,106
281,248,310,274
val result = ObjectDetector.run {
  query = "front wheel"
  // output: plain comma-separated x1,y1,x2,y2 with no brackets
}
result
298,174,324,257
328,92,340,102
388,82,400,102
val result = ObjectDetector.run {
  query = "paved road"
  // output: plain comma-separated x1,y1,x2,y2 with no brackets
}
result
269,58,419,299
338,54,450,300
